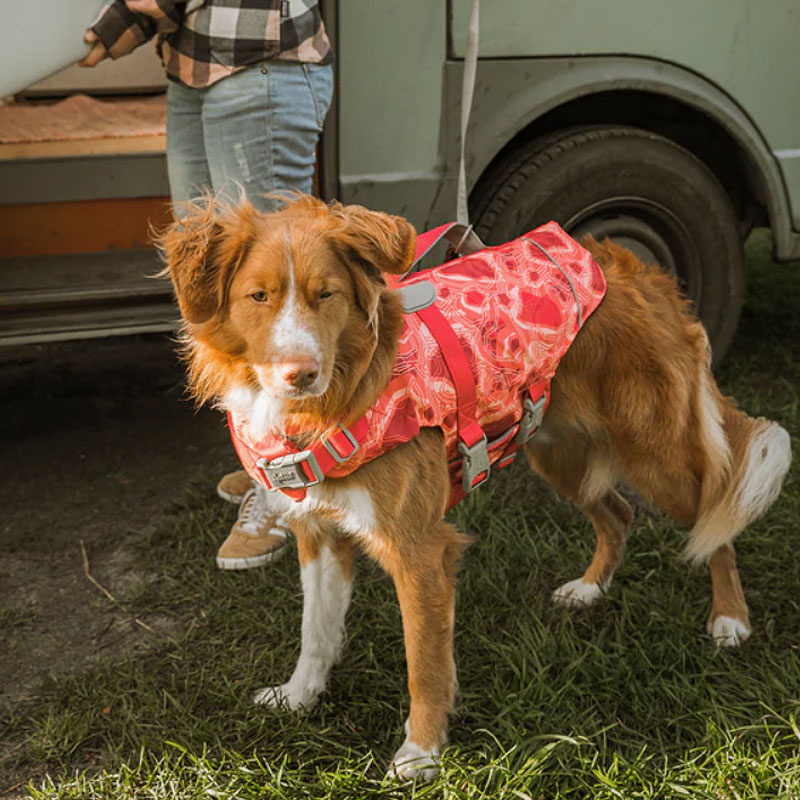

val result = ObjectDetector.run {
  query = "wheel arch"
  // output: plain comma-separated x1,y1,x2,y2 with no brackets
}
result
461,56,795,258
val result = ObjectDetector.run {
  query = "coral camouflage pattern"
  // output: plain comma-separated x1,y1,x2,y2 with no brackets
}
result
230,222,607,498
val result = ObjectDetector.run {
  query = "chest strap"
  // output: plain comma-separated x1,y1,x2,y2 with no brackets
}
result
254,417,370,501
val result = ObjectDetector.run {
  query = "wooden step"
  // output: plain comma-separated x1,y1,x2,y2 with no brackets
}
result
0,247,178,344
0,301,179,345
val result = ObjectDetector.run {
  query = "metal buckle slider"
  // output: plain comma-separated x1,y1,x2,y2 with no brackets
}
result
257,450,324,490
322,425,359,463
459,434,491,492
514,393,547,446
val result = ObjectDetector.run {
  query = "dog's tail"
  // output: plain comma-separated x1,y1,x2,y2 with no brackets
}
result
685,344,791,564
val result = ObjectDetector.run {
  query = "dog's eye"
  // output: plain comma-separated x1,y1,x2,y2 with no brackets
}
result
319,290,334,300
249,290,269,304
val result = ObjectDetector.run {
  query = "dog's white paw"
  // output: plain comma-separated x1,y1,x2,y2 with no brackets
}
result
552,578,603,607
387,739,440,783
707,615,751,647
253,680,321,711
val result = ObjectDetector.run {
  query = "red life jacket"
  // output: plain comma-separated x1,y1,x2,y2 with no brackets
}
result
228,221,606,509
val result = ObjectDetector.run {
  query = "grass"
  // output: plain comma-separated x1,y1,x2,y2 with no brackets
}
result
2,229,799,799
0,607,37,633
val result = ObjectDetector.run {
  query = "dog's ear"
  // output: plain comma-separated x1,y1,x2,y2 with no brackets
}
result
330,203,417,277
327,203,416,328
159,198,257,324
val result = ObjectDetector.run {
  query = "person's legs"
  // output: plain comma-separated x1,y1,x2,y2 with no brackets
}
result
166,81,213,210
166,81,278,565
201,61,333,210
190,61,333,568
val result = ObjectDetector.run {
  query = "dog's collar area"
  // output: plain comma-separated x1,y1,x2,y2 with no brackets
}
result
255,421,366,495
257,449,324,490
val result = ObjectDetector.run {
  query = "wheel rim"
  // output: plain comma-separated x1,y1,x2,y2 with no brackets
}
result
563,196,702,304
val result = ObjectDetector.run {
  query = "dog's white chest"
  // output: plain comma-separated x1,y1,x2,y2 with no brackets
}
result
285,484,378,538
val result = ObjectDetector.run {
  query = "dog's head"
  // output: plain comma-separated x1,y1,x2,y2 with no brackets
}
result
161,195,416,409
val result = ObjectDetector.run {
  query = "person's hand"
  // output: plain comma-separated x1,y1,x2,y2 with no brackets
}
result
79,30,108,67
124,0,162,19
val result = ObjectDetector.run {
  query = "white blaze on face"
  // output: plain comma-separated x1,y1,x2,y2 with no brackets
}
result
270,230,321,365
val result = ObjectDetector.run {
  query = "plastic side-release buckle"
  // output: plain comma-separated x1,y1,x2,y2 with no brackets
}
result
514,393,547,446
458,434,491,492
257,450,324,490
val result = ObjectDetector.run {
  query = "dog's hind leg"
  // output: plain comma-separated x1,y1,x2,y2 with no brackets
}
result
551,490,632,607
254,524,357,710
685,411,789,646
525,433,632,607
621,394,789,646
641,468,753,646
702,417,790,646
706,543,751,646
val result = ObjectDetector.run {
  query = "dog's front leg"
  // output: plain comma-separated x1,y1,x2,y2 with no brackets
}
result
254,525,355,710
385,521,463,782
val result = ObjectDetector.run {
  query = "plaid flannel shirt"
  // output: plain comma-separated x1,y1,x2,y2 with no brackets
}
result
91,0,332,88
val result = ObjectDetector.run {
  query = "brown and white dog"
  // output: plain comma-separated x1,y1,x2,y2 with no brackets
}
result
162,195,791,780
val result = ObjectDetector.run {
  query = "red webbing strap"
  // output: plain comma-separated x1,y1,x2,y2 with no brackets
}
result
311,416,370,473
447,485,466,511
415,303,484,449
277,485,307,502
253,416,371,502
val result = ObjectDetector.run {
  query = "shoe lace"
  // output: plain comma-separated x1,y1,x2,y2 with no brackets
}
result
238,486,269,534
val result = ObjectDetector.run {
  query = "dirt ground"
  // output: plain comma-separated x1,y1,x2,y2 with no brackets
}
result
0,335,234,708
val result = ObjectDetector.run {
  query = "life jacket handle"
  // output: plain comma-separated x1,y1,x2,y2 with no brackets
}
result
404,222,486,279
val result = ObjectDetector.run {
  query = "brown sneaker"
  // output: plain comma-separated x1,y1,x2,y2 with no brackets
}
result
216,469,254,504
216,487,292,570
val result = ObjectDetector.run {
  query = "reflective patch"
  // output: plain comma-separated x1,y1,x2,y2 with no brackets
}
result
396,281,437,313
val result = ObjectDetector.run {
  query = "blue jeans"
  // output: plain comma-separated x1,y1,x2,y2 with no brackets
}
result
166,61,333,214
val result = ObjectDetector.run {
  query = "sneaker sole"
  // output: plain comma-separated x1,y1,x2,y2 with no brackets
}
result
216,540,290,571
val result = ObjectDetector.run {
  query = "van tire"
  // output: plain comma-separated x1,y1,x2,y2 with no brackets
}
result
470,126,745,364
